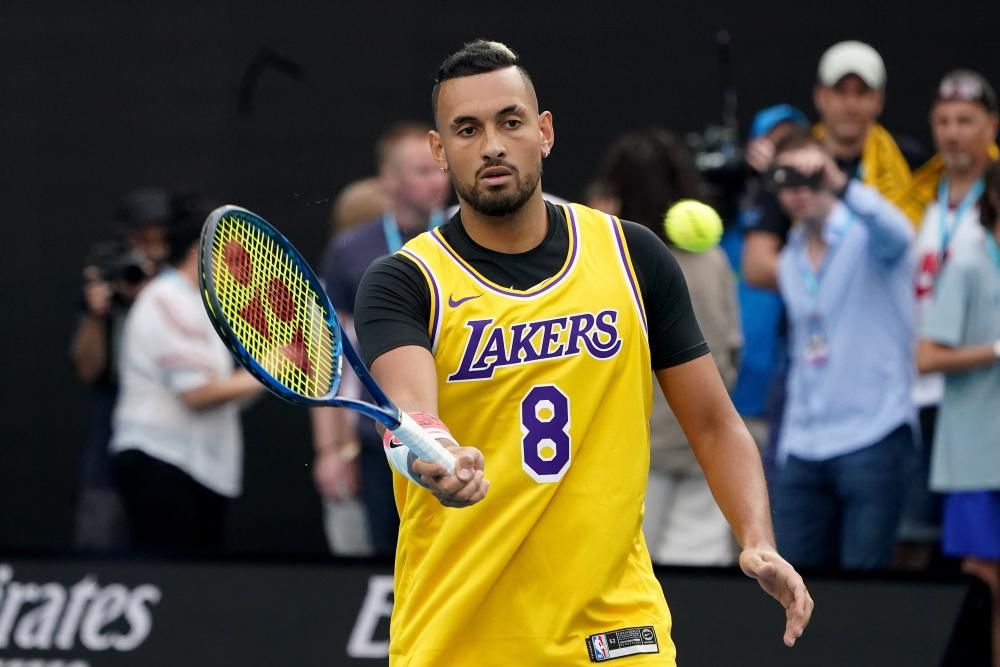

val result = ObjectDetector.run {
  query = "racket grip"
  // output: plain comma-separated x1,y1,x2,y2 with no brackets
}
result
393,411,457,475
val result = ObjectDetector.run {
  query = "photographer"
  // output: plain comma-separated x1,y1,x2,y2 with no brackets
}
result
769,129,915,570
69,189,168,551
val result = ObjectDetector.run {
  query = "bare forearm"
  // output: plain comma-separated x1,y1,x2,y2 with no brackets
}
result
370,345,439,415
657,356,775,549
742,233,781,290
691,417,775,549
310,407,357,455
70,316,108,382
179,371,262,410
917,339,997,374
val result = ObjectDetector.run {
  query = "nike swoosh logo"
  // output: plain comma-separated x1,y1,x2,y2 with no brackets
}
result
448,293,482,308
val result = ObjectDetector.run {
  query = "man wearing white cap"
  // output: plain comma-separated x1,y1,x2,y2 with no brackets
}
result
744,40,913,290
814,41,912,212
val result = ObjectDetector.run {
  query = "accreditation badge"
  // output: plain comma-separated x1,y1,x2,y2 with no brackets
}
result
804,313,829,366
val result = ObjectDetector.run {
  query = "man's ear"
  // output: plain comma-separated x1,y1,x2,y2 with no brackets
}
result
429,130,448,172
538,111,554,158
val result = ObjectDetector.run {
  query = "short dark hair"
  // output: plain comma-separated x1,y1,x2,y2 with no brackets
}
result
375,121,433,169
773,127,823,157
165,193,215,266
116,186,172,231
594,127,708,244
431,39,533,116
981,160,1000,231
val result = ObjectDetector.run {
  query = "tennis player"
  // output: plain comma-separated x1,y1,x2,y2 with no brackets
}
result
354,40,813,666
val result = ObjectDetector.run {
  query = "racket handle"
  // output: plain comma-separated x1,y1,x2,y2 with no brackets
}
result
393,411,457,475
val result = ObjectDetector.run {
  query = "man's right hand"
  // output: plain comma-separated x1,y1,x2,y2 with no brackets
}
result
746,137,777,173
411,446,489,508
313,447,360,501
82,266,112,317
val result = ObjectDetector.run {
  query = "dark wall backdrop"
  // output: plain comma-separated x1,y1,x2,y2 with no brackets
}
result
2,0,997,553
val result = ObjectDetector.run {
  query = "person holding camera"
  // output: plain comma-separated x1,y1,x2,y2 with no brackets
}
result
769,129,916,570
743,41,913,292
69,188,169,551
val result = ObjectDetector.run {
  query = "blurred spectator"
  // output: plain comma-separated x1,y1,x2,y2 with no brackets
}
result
110,196,264,555
312,122,449,556
328,177,391,235
745,105,811,175
591,128,707,244
69,188,169,550
902,73,1000,223
771,131,915,569
900,71,999,565
115,187,171,267
741,41,912,498
743,40,912,291
917,162,1000,666
591,127,742,566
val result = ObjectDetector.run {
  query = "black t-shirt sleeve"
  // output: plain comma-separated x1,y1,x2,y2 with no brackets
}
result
353,254,433,367
620,221,710,370
742,188,791,241
355,219,710,372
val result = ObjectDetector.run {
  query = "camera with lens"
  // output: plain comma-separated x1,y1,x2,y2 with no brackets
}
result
84,241,150,289
764,165,825,192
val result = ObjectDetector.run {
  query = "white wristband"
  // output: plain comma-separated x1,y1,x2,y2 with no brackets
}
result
382,412,458,485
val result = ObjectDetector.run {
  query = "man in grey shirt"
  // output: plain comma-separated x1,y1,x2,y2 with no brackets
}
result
917,161,1000,663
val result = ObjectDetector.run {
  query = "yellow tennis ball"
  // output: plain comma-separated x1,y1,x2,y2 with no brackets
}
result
663,200,723,253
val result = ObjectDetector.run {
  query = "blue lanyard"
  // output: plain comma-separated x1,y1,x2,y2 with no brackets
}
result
986,233,1000,273
381,210,444,254
938,178,985,253
797,214,855,303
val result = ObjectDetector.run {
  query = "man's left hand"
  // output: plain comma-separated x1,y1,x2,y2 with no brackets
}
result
739,546,814,647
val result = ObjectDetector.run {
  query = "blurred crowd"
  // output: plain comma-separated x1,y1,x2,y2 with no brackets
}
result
70,41,999,595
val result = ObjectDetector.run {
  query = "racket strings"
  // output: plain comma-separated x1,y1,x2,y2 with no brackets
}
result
210,216,337,398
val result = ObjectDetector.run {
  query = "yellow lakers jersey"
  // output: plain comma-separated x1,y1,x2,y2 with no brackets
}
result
391,203,675,666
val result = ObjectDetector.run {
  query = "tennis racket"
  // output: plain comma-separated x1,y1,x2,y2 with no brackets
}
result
198,204,456,474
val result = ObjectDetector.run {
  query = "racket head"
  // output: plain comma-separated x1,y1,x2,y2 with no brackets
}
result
199,205,343,405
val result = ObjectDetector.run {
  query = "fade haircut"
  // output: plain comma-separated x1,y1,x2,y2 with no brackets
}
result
431,40,536,118
375,121,433,169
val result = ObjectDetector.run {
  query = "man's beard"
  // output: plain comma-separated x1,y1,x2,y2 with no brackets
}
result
827,121,867,146
942,150,974,173
455,162,542,217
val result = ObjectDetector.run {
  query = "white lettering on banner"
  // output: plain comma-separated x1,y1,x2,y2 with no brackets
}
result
0,565,159,654
13,585,65,649
347,575,393,659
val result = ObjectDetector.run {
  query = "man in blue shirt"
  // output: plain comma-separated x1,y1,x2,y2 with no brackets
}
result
312,121,450,556
771,129,916,569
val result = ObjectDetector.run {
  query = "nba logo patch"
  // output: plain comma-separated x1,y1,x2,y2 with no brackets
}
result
591,634,609,661
586,626,659,663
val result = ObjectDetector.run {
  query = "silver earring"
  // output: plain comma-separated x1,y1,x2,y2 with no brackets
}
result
543,148,551,158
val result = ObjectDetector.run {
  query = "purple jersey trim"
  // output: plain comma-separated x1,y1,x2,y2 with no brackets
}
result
608,214,648,334
430,204,580,299
398,248,442,352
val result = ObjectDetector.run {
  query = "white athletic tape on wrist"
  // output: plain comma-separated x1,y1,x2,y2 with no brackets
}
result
383,412,457,486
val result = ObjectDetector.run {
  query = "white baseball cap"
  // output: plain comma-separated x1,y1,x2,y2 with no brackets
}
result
817,41,886,90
